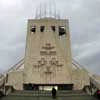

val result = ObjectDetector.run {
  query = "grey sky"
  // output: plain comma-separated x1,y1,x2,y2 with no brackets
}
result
0,0,100,75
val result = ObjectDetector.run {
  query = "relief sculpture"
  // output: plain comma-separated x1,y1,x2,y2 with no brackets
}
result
33,43,63,72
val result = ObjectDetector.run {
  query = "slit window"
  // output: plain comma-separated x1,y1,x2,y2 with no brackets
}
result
31,26,36,33
59,26,66,36
51,26,56,32
40,26,45,32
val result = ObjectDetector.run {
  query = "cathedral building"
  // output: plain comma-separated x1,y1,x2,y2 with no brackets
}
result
5,17,90,91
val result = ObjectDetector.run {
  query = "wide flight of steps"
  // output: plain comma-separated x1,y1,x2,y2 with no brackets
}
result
1,90,98,100
7,90,87,96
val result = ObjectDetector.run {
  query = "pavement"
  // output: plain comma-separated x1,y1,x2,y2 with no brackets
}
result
1,90,98,100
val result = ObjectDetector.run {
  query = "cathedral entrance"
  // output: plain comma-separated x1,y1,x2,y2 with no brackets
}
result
39,84,73,91
23,84,39,91
58,84,73,90
23,84,73,91
39,85,58,91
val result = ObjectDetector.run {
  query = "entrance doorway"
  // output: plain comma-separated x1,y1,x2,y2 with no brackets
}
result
23,84,73,91
39,86,58,91
23,84,39,90
58,84,73,90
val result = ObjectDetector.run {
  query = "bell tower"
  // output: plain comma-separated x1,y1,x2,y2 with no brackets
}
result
24,18,73,90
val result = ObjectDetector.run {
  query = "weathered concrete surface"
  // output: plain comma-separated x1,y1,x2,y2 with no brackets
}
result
5,18,90,90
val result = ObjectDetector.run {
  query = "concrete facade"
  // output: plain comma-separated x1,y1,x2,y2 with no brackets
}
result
6,71,23,90
24,18,72,84
6,18,90,90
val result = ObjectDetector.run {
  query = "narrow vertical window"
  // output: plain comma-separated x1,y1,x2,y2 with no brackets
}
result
40,26,45,32
31,26,36,33
51,26,56,32
59,26,66,36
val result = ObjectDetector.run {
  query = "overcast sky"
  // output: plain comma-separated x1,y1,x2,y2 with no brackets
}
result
0,0,100,75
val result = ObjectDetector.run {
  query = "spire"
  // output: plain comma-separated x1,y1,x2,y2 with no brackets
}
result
34,0,62,19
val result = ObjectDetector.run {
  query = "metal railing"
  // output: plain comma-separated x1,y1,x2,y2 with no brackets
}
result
0,75,5,97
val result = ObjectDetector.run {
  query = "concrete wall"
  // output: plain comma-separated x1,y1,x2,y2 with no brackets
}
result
6,71,23,90
72,68,90,90
24,18,73,84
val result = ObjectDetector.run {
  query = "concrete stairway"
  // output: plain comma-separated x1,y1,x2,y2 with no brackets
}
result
1,90,98,100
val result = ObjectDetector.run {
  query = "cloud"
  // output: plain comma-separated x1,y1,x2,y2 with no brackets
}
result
0,0,100,75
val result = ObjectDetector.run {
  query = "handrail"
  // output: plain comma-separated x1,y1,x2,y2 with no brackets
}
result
90,77,100,89
0,76,5,97
0,76,5,88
